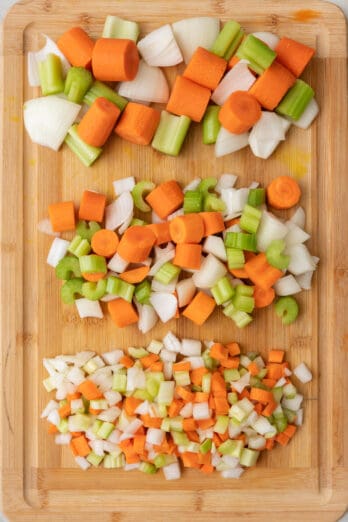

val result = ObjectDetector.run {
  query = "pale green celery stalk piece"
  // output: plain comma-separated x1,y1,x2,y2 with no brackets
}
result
134,280,151,304
79,254,107,274
213,415,229,434
64,66,93,104
139,462,157,474
55,256,81,280
152,111,191,156
236,35,276,74
65,124,102,167
131,181,156,212
199,438,212,454
240,448,259,467
183,190,203,213
61,277,84,304
232,294,254,313
106,276,135,302
173,371,191,386
211,276,235,305
198,177,217,194
202,373,212,393
128,347,149,358
154,262,181,285
204,193,226,212
236,284,254,297
218,439,244,458
76,220,101,241
97,421,115,439
223,369,240,382
112,373,127,393
226,247,245,269
83,81,128,110
68,235,91,257
81,279,107,300
224,28,244,60
274,296,299,325
266,239,290,270
87,451,104,467
240,204,262,234
210,20,243,58
248,188,265,207
154,454,177,468
102,15,140,41
224,231,257,252
133,389,152,401
276,79,314,121
202,105,221,144
38,53,64,96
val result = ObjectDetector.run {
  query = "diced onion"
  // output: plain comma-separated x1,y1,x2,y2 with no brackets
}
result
172,17,220,63
46,237,70,267
27,34,71,87
118,60,169,103
212,61,256,105
75,298,103,319
215,127,249,158
137,24,183,67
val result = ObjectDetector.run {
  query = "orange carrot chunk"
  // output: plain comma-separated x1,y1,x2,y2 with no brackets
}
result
227,54,241,69
275,37,315,77
226,342,241,356
48,201,75,232
117,225,156,262
78,190,106,222
107,298,139,328
57,27,94,68
77,380,103,400
219,90,261,134
199,212,225,236
183,291,216,326
253,286,275,308
166,75,211,123
77,97,120,147
81,272,105,282
173,243,202,270
249,61,296,110
268,349,285,363
266,175,301,209
146,223,171,245
92,38,139,82
119,266,150,284
70,434,91,457
183,47,227,90
91,229,119,257
169,214,204,244
244,253,282,290
145,180,184,220
115,102,160,145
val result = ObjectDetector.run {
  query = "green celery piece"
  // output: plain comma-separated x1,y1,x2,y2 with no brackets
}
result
235,284,254,296
154,454,177,468
68,235,91,257
202,348,219,370
223,303,253,328
283,407,297,424
236,35,276,74
218,439,243,457
76,220,101,241
224,28,245,61
276,79,314,121
106,276,135,302
224,231,257,252
223,368,240,382
174,371,191,386
64,66,93,104
228,391,238,404
38,53,64,96
154,262,181,285
55,256,81,280
79,254,107,274
226,247,245,269
239,448,259,467
112,373,127,393
240,204,262,234
201,373,211,393
134,279,151,304
203,193,226,212
211,276,235,305
133,389,152,401
213,415,229,434
97,421,115,439
275,415,288,433
266,239,290,270
83,80,128,110
102,15,140,41
274,296,299,325
131,180,155,212
58,418,69,433
128,347,149,358
272,387,283,403
152,111,191,156
248,188,265,207
81,279,107,300
198,177,217,194
130,218,147,226
87,451,104,467
199,438,212,454
61,277,84,304
202,105,221,144
171,431,189,446
183,190,203,213
232,294,255,313
65,124,102,167
210,20,243,59
139,462,157,474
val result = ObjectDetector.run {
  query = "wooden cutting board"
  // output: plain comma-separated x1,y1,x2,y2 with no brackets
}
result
1,0,347,520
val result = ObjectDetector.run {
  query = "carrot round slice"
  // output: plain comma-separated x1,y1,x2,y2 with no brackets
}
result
266,176,301,209
219,90,261,134
91,229,119,257
253,286,275,308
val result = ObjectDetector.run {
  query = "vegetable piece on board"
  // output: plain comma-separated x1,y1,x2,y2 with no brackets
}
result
64,66,93,104
145,181,184,220
236,34,276,74
146,223,171,245
275,80,314,121
173,243,202,270
151,111,191,156
166,76,211,123
117,225,156,262
219,91,261,134
210,20,244,60
275,37,315,77
169,214,204,244
274,296,299,325
115,102,160,145
202,105,221,144
83,80,128,110
119,266,150,284
48,201,75,232
266,176,301,210
91,229,119,257
78,97,120,147
38,53,64,96
183,291,216,325
253,286,275,308
57,27,95,68
92,38,139,82
244,253,282,290
183,47,227,90
79,190,106,222
249,62,296,111
64,124,102,167
107,298,139,327
199,212,225,236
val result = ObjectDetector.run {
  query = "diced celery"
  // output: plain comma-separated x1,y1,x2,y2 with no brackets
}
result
272,387,283,403
236,284,254,297
218,439,244,458
139,462,157,474
128,347,149,359
161,417,172,432
202,373,212,393
170,416,184,432
64,66,93,104
76,220,101,241
112,373,127,393
157,381,175,405
81,279,107,300
203,194,226,212
97,421,115,439
106,276,135,302
83,80,128,110
79,254,107,275
55,256,82,280
199,438,212,454
202,348,219,371
134,280,151,304
38,53,64,96
223,303,253,328
154,454,177,468
274,296,299,325
171,431,189,446
223,368,240,382
228,391,238,405
131,181,156,212
240,448,259,467
58,418,69,433
202,105,221,144
87,451,104,467
276,79,314,121
211,20,244,60
266,239,290,270
275,415,288,433
173,371,191,386
152,111,191,156
92,419,103,434
198,177,217,194
248,188,265,207
232,294,255,313
240,204,262,234
65,124,102,167
102,15,140,41
236,35,276,74
226,248,245,269
183,190,203,213
283,383,297,399
225,231,257,252
104,454,122,468
68,235,91,257
154,262,181,285
61,277,84,304
283,408,297,424
146,377,160,398
90,399,108,410
212,276,235,305
213,415,229,434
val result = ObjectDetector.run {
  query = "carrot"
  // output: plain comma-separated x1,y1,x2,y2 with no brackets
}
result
262,378,277,388
78,190,106,222
58,403,71,418
77,380,103,400
78,97,120,147
119,266,149,284
146,223,171,245
145,180,184,220
175,386,195,402
168,399,184,418
200,463,214,474
140,414,162,428
88,407,102,415
235,433,246,444
226,342,241,356
115,102,160,145
70,434,91,457
238,388,250,400
224,217,240,228
213,433,222,448
173,243,202,270
183,46,227,90
214,396,230,415
275,432,290,446
150,361,164,372
194,392,210,403
196,418,215,429
119,354,134,368
169,214,204,244
275,37,315,77
82,272,105,282
244,253,282,290
247,361,260,376
48,423,59,434
166,75,211,123
71,431,83,438
268,349,285,363
91,228,119,257
227,54,240,69
187,431,200,443
92,38,139,82
140,353,159,369
219,90,261,134
266,175,301,209
173,361,191,372
182,291,216,326
211,371,227,395
265,437,275,450
117,225,156,263
198,452,212,465
199,211,225,236
229,251,256,278
262,401,277,417
181,452,200,468
107,298,139,328
124,396,142,416
283,424,297,438
254,402,263,415
66,392,81,402
266,363,284,380
218,431,229,442
210,342,229,361
220,357,240,369
48,201,75,232
190,367,209,386
249,387,274,404
253,286,275,308
182,418,197,432
57,27,94,68
133,434,146,455
249,61,296,110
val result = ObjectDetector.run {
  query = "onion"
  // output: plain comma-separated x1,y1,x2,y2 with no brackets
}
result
160,349,177,362
152,210,164,224
192,254,227,288
75,298,103,319
105,191,134,231
249,111,290,159
211,61,256,105
151,276,178,293
215,127,249,157
118,60,169,103
113,176,135,196
137,24,183,67
41,399,59,418
172,17,220,63
286,244,316,275
24,96,81,151
163,331,182,353
75,456,91,470
163,362,173,380
252,32,280,50
295,270,314,290
292,98,319,129
221,467,244,479
183,178,201,192
295,409,304,426
215,173,238,193
150,292,177,322
180,402,193,418
176,278,196,307
136,302,158,333
293,362,312,383
289,206,306,228
183,356,205,369
162,462,181,480
202,235,227,261
135,400,150,415
118,212,134,235
46,237,70,267
27,34,71,87
38,218,60,237
126,366,146,392
107,252,128,273
282,393,303,411
180,339,202,356
102,350,123,365
285,221,310,246
146,428,165,445
192,402,210,420
55,433,72,445
231,372,250,393
256,211,288,252
248,435,266,450
149,249,175,276
154,242,175,260
104,390,122,407
221,187,249,217
66,366,85,386
274,275,302,296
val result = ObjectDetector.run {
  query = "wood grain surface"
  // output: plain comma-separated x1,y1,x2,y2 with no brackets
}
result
0,0,347,520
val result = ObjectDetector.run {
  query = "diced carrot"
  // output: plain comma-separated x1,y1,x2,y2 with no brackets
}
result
169,214,204,244
211,371,227,395
88,407,102,415
210,342,229,361
146,222,171,245
166,75,211,123
69,441,78,456
265,437,275,450
224,217,240,228
227,54,241,69
213,433,222,447
119,266,150,284
67,392,82,402
199,211,225,236
187,430,200,443
262,378,277,388
253,286,275,308
220,357,240,369
134,425,145,436
214,396,230,415
71,431,83,438
140,353,159,369
266,176,301,210
92,38,139,82
190,367,209,386
235,433,246,444
209,395,216,409
238,388,250,400
79,190,106,222
226,342,241,356
119,354,135,368
182,291,216,326
219,90,261,134
58,403,71,418
140,415,162,428
71,434,91,457
181,451,200,468
283,424,297,439
198,451,212,465
108,298,139,328
254,402,263,415
78,97,120,147
48,201,75,232
173,243,202,270
249,387,274,404
194,392,210,403
196,418,215,429
57,27,94,68
266,363,284,380
175,386,195,402
124,396,142,416
182,418,197,432
115,102,160,145
168,399,184,418
81,272,105,282
150,361,164,372
77,380,103,400
133,434,146,455
249,61,296,110
117,225,156,263
183,46,227,90
91,228,119,257
268,349,285,363
200,463,214,473
275,37,315,77
244,253,283,290
48,423,59,434
145,180,184,220
247,361,260,376
275,432,290,446
173,361,192,372
218,430,229,442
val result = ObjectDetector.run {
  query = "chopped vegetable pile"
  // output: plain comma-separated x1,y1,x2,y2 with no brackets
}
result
42,334,312,478
44,173,319,331
24,15,319,164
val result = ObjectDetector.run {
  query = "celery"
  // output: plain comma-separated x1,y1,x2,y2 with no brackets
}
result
58,418,69,433
90,399,108,410
102,15,140,41
170,416,184,432
87,451,104,467
154,262,181,285
104,454,122,468
199,438,212,454
240,204,262,234
223,369,240,382
258,368,268,379
213,415,229,434
161,417,171,432
202,373,212,393
55,256,81,280
134,280,151,304
183,190,203,213
133,389,152,401
272,387,283,403
198,177,217,195
64,66,93,104
274,296,299,325
112,373,127,393
128,347,149,358
226,247,245,269
65,124,102,167
131,181,156,212
225,231,257,252
92,419,103,434
266,239,290,270
283,407,297,424
218,439,243,458
171,431,189,446
79,255,107,274
68,235,91,257
173,371,191,386
211,20,244,60
228,392,238,405
202,348,219,370
157,381,175,405
211,276,235,305
152,111,191,156
82,279,107,300
235,284,254,297
248,188,265,207
76,220,101,241
83,80,128,110
130,218,147,227
240,448,259,467
97,421,115,439
276,79,314,121
236,35,276,74
61,277,84,304
154,454,177,468
223,303,253,328
38,53,64,96
233,294,254,313
139,462,157,474
106,276,135,302
274,415,288,433
146,377,160,398
202,105,221,144
204,193,226,212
